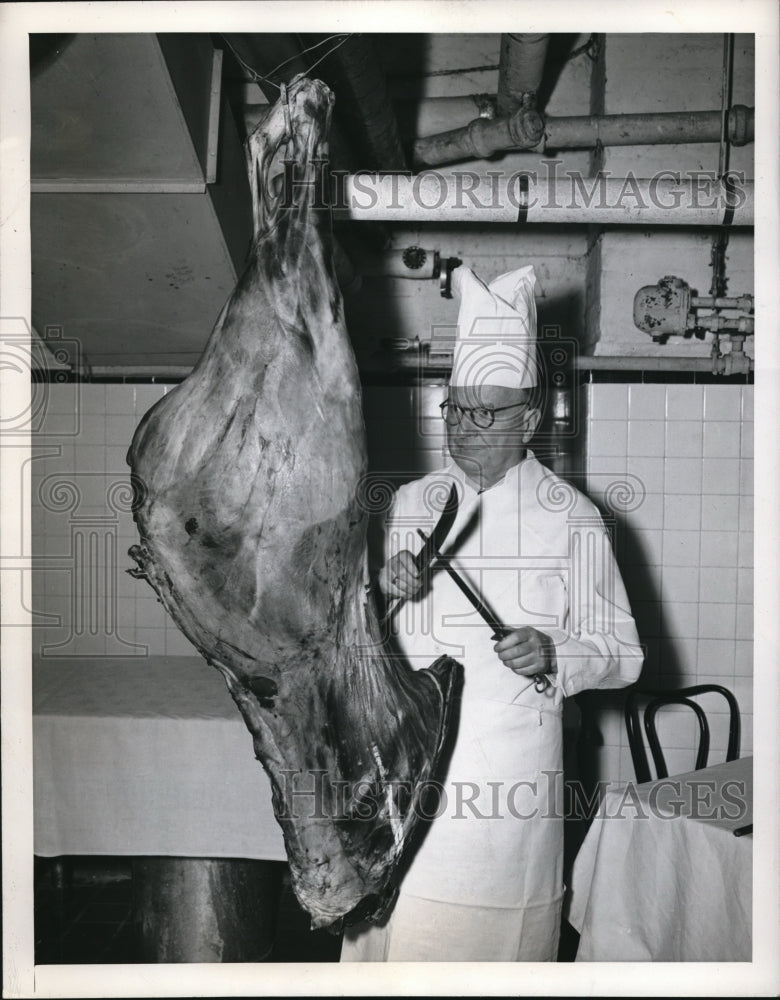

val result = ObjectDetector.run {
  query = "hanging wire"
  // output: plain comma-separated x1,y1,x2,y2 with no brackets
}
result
221,36,276,89
388,34,599,82
221,33,353,92
303,33,353,75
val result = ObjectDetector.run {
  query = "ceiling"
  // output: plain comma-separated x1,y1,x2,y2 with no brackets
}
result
31,33,252,373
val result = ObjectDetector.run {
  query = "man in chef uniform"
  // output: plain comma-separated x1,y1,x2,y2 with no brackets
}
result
341,264,643,962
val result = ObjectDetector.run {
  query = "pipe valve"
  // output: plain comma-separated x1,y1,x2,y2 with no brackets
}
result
633,275,754,374
634,275,754,339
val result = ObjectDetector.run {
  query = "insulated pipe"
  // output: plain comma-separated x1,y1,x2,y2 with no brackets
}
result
413,105,754,167
331,172,754,225
497,33,550,114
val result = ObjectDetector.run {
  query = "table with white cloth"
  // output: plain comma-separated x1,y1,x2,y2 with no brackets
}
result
564,756,752,962
33,656,288,960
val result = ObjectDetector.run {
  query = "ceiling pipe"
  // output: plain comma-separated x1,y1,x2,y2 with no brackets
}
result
412,32,549,169
412,33,753,168
546,106,753,150
331,173,754,225
497,33,550,115
413,106,544,169
413,105,754,167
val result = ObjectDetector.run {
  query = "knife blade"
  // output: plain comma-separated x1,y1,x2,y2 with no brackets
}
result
412,482,459,573
383,482,459,622
428,543,551,693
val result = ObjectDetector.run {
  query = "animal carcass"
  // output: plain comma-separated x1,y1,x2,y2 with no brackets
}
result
126,76,461,931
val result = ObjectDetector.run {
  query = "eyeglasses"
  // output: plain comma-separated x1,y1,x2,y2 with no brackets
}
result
439,398,528,430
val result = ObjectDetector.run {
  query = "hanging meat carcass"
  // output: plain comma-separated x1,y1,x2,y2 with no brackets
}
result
126,76,461,931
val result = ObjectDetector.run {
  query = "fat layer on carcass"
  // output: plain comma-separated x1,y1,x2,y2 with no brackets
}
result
127,76,461,931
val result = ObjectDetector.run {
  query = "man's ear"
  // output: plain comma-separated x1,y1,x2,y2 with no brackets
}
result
521,406,542,444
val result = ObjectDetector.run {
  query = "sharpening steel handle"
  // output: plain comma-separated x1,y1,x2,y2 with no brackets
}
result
491,626,550,692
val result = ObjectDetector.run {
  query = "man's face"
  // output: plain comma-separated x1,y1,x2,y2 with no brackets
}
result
445,384,541,486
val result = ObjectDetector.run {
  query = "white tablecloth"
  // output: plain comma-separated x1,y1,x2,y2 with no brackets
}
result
565,756,752,962
33,656,286,861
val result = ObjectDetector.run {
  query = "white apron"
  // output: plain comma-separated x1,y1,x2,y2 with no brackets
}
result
341,455,642,961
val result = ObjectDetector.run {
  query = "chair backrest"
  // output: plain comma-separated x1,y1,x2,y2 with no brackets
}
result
624,684,741,783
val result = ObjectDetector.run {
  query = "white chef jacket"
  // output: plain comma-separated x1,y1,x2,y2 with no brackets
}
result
341,452,643,961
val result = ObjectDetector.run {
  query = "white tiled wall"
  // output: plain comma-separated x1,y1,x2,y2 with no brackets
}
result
31,383,198,659
583,382,753,781
31,379,754,786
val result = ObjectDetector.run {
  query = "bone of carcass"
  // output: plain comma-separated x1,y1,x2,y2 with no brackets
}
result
126,76,461,931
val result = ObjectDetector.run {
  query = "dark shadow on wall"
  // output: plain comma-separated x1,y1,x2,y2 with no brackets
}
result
371,33,453,104
593,507,681,690
535,34,591,115
551,374,688,879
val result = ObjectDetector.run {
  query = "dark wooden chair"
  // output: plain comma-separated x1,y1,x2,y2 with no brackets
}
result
624,684,741,783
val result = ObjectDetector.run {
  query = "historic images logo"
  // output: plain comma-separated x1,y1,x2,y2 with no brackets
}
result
280,158,749,216
273,768,750,824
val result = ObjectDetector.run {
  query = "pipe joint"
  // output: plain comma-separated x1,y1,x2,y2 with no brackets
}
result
727,104,753,146
507,107,546,149
465,117,500,159
497,33,550,116
711,334,753,376
457,109,545,160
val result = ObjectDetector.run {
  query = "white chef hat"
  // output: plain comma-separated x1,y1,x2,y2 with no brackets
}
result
450,265,539,390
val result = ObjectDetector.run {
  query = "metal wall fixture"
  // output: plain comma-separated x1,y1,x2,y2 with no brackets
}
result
358,246,462,297
710,333,752,376
633,276,754,375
